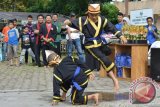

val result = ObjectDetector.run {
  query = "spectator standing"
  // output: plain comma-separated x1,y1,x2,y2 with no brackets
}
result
123,17,131,26
64,13,85,63
13,19,20,44
33,14,44,67
13,19,20,34
7,20,19,66
19,26,35,64
2,22,10,60
25,15,35,64
40,15,57,67
52,13,62,56
145,17,158,46
115,12,124,31
52,13,62,41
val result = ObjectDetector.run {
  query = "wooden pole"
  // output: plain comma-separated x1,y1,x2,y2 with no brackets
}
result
125,0,129,17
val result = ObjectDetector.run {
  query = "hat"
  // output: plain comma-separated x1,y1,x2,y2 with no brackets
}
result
87,4,100,14
45,50,60,66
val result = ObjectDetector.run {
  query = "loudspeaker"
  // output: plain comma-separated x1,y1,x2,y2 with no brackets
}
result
151,48,160,82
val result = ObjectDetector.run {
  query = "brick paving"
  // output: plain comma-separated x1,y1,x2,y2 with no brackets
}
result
0,61,160,107
0,62,53,91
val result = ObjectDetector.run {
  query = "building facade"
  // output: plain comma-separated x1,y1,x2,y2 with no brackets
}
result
113,0,160,29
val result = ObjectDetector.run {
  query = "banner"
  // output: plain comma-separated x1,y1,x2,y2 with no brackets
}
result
130,9,153,25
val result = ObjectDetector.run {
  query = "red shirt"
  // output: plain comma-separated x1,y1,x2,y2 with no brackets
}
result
2,26,10,42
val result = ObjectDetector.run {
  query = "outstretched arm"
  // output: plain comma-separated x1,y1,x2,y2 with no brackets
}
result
104,19,127,44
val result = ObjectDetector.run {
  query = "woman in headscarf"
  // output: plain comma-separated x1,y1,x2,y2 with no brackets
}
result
123,17,131,25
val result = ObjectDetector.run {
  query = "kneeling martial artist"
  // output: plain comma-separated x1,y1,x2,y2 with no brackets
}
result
47,51,99,106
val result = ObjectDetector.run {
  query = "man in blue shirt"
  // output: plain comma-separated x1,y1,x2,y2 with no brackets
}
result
115,12,124,31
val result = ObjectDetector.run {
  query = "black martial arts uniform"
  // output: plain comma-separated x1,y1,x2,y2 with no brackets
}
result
53,56,92,105
39,23,57,66
70,16,122,72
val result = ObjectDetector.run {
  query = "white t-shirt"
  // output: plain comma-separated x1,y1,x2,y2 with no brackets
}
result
65,25,80,40
148,41,160,65
148,41,160,57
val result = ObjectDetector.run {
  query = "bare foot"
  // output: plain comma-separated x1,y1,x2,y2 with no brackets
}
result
114,79,120,93
60,92,66,101
61,95,66,101
93,93,99,106
51,100,59,106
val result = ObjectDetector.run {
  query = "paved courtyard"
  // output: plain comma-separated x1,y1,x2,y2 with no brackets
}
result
0,61,160,107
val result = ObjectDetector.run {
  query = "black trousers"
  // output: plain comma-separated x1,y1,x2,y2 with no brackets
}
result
53,78,88,105
42,45,50,66
35,44,41,66
71,84,88,105
25,51,28,63
85,49,100,71
53,78,70,98
53,72,88,105
86,47,115,72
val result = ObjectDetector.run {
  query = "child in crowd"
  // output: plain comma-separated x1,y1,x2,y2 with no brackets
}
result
0,32,4,43
19,26,35,64
46,51,99,106
0,33,4,61
7,20,19,66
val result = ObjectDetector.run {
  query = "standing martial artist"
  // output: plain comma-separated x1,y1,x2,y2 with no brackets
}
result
69,4,127,91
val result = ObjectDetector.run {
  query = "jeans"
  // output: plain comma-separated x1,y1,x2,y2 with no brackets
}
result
67,38,85,63
20,48,35,63
25,41,35,63
2,42,7,60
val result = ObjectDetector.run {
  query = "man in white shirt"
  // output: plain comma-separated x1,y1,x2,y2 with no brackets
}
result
64,13,85,63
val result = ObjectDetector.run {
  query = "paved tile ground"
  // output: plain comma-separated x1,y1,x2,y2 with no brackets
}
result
0,61,160,107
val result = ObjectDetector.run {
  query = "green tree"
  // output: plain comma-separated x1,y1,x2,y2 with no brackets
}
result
0,0,119,24
101,2,119,24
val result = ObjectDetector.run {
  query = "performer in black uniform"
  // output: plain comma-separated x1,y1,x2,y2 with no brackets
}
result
69,4,127,91
48,51,99,106
39,15,57,67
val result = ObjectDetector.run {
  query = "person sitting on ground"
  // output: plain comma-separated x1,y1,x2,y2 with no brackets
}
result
48,51,99,106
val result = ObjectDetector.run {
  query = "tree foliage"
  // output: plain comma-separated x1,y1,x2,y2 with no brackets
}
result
101,2,119,24
0,0,119,23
